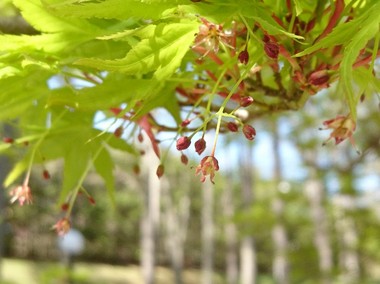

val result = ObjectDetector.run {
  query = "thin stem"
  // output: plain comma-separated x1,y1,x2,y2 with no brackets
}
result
369,26,380,74
24,109,67,186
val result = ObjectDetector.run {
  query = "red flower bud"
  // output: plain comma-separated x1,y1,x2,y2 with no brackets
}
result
61,203,69,211
114,126,123,138
263,35,270,43
181,119,191,127
243,125,256,140
138,133,144,143
360,94,365,103
133,164,140,175
88,196,96,205
181,154,189,165
156,164,165,178
264,42,279,59
3,137,14,143
195,138,206,155
42,170,50,180
308,70,329,86
238,49,249,65
227,122,239,132
239,96,254,107
176,136,191,151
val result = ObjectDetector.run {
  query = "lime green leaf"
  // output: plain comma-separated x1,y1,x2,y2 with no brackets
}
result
60,141,91,203
241,2,304,40
44,0,187,20
339,18,379,120
76,22,198,80
295,2,380,57
293,0,303,16
93,148,116,206
101,133,137,154
0,76,49,120
0,65,22,79
96,25,156,41
14,0,99,34
4,159,28,187
0,33,89,54
47,78,159,111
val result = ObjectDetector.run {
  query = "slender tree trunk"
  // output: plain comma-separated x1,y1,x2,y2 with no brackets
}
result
201,181,214,284
140,144,161,284
0,124,13,281
334,193,359,283
162,175,190,284
239,143,257,284
271,120,289,284
222,174,238,284
304,169,333,283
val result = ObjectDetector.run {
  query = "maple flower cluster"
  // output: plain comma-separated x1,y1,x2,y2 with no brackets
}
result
321,113,359,150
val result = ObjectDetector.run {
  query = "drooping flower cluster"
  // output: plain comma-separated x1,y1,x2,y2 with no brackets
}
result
53,217,71,236
10,184,32,206
192,17,233,56
195,155,220,184
321,114,360,153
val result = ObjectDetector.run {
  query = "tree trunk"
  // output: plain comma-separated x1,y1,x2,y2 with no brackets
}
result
222,174,238,284
334,194,359,283
239,143,257,284
162,174,191,284
201,181,214,284
0,124,13,281
140,143,161,284
271,120,289,284
304,169,333,283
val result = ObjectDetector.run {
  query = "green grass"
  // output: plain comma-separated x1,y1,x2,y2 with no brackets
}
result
0,258,224,284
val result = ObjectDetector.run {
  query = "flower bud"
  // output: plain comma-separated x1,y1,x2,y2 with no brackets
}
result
243,125,256,140
42,170,50,180
114,126,123,138
3,137,14,143
138,133,144,143
61,203,69,211
156,164,165,178
264,42,279,59
360,94,365,103
195,138,206,155
133,164,140,175
181,119,191,127
239,96,254,107
176,136,191,151
308,70,329,86
181,153,189,165
238,49,249,65
263,35,270,43
88,196,96,205
227,122,239,132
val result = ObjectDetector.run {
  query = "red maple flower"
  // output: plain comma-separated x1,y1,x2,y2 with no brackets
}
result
53,217,71,236
193,17,233,55
10,184,32,206
321,114,359,153
195,156,219,184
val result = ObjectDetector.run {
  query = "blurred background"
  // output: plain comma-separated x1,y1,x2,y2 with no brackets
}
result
1,93,380,284
1,1,380,283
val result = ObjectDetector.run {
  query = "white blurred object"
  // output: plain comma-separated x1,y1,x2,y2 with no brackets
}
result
58,229,85,256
